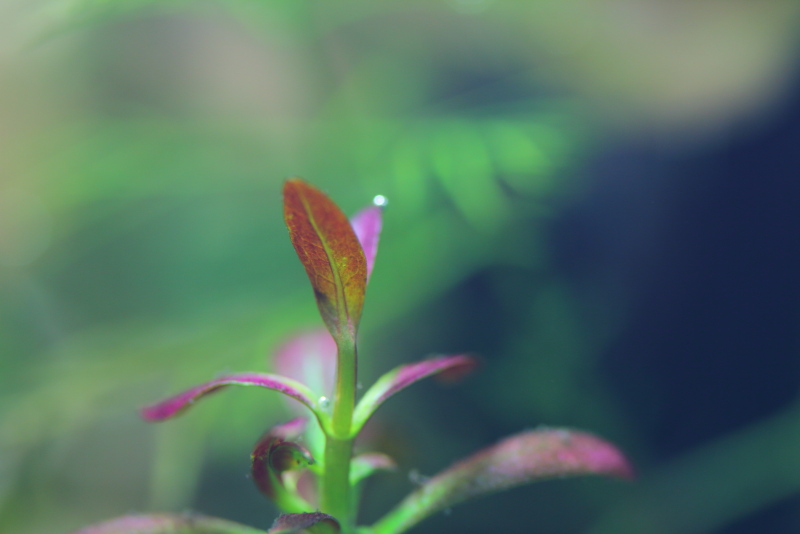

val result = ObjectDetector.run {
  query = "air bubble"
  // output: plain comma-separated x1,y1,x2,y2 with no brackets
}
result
373,194,388,207
318,396,331,409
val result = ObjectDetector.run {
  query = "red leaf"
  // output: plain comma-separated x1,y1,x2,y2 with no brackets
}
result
283,179,367,343
371,428,633,534
352,355,477,434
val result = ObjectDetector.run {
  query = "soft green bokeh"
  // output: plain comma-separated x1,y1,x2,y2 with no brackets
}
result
2,1,800,533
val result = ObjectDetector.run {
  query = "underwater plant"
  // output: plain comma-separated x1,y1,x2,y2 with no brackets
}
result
72,179,633,534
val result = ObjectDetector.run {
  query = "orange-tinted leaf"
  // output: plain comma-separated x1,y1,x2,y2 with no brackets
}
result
283,179,367,343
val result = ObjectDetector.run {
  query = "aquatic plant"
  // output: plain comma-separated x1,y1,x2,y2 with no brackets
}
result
72,179,632,534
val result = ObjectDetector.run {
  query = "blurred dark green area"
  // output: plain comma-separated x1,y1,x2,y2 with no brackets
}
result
2,1,800,533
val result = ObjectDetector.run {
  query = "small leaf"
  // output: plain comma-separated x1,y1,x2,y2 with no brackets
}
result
283,179,367,343
350,203,384,282
352,355,477,434
350,452,397,485
252,419,315,513
141,373,328,432
269,512,340,534
69,513,268,534
371,428,633,534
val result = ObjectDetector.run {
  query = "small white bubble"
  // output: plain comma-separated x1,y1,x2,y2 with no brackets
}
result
318,396,331,408
373,194,388,207
357,382,364,390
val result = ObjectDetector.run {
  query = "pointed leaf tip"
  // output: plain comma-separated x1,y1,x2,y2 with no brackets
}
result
140,373,323,428
353,355,477,434
283,179,367,342
371,428,632,534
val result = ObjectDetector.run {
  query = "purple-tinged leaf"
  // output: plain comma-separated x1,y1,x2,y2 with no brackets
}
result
251,419,315,513
350,452,397,485
284,178,367,343
141,373,324,428
69,513,267,534
352,355,477,434
350,203,384,283
269,512,340,534
273,328,337,404
370,428,633,534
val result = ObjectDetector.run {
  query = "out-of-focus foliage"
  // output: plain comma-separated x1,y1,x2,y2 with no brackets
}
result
2,1,800,534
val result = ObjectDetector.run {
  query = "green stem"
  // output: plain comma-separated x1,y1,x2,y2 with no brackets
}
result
332,336,357,437
321,435,355,530
320,337,358,530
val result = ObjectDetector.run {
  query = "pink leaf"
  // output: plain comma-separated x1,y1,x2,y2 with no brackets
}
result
273,329,337,404
69,513,267,534
350,203,384,283
268,512,340,534
141,373,319,423
352,355,477,433
371,428,633,534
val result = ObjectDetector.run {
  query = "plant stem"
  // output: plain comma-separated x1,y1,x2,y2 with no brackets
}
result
321,336,358,530
332,336,357,437
321,434,355,530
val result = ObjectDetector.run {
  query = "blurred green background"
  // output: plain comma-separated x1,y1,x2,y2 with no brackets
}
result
3,1,800,533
